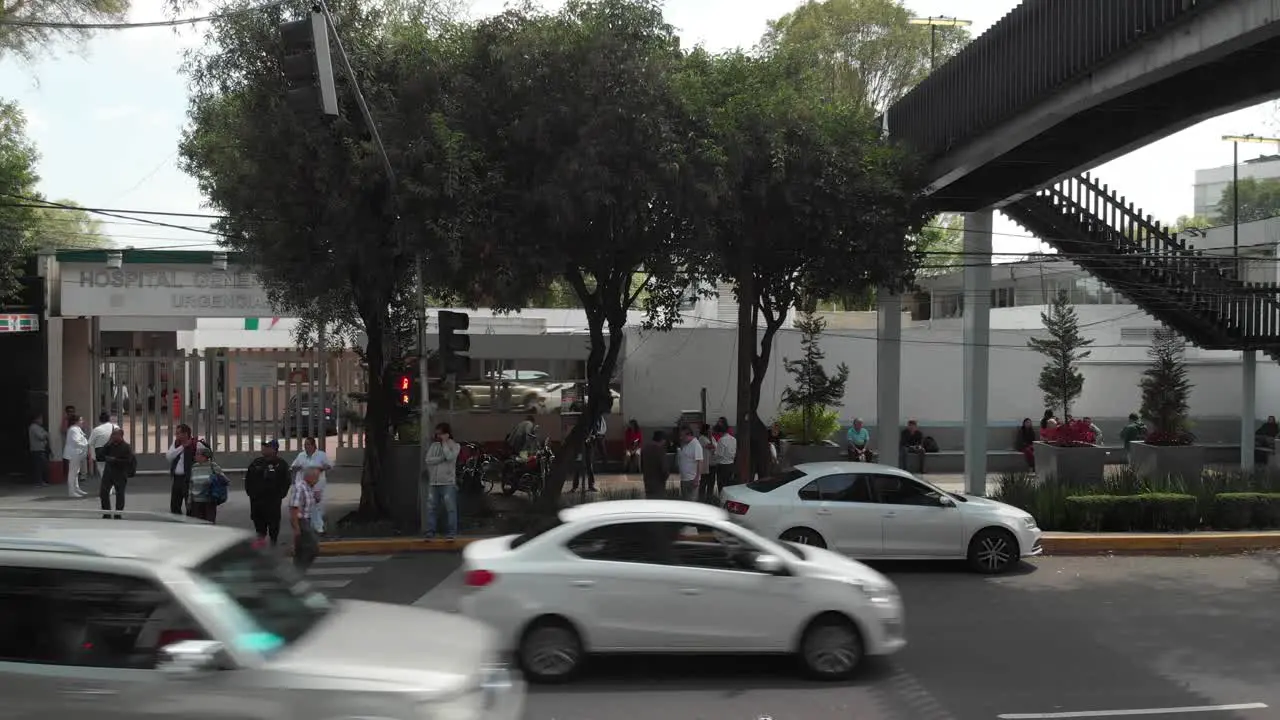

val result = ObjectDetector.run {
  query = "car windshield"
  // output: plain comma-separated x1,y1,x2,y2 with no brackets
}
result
187,542,331,656
745,468,808,493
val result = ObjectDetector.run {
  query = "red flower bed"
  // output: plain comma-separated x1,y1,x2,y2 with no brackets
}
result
1041,419,1097,447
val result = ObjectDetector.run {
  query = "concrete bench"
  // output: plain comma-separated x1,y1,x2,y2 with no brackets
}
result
924,450,1027,474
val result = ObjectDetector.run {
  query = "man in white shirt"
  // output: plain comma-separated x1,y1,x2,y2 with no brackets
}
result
711,422,738,493
87,412,118,480
291,436,332,533
676,425,703,500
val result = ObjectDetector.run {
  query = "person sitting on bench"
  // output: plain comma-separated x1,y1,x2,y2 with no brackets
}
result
899,419,927,472
846,418,875,462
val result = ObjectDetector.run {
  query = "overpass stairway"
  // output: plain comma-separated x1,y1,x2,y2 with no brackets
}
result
1003,173,1280,363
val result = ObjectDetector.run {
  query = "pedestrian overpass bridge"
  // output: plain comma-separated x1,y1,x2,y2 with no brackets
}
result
873,0,1280,489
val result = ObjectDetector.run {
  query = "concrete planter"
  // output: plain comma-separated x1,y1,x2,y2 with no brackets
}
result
1128,442,1205,483
784,441,843,467
1034,442,1107,486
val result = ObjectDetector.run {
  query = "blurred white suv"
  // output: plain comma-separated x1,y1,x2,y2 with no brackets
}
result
720,462,1042,573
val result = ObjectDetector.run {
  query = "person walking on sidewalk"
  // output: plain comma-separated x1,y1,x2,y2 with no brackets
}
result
62,416,89,498
290,467,321,571
98,427,135,519
245,439,291,547
421,422,461,540
290,437,332,534
165,424,196,515
28,413,49,487
640,430,670,498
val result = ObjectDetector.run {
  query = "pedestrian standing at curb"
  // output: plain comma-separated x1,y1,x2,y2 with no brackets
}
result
291,467,321,571
165,424,196,515
99,427,135,519
677,425,703,501
291,437,332,535
28,413,49,487
640,430,670,498
189,440,229,523
87,411,117,482
421,422,460,540
245,439,292,547
62,416,89,499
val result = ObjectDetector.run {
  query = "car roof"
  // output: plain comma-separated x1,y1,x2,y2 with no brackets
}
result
559,499,728,524
791,461,914,477
0,516,250,568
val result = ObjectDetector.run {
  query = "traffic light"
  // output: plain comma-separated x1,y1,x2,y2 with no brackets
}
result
438,311,470,377
396,373,412,407
279,9,339,117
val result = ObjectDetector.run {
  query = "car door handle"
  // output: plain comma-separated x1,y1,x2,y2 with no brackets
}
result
883,511,897,518
570,580,595,588
61,687,118,697
679,588,701,595
816,508,833,516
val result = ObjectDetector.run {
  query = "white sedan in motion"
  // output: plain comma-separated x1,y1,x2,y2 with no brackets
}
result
459,500,905,683
719,462,1042,574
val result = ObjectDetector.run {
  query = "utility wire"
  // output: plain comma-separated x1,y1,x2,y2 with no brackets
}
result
0,0,290,30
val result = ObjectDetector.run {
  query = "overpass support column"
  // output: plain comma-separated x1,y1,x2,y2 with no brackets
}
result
876,289,901,470
1242,350,1257,471
963,209,993,496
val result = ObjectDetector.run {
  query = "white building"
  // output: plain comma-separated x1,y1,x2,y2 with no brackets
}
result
1193,154,1280,219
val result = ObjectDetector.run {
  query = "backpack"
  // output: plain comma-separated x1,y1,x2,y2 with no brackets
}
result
209,470,230,506
923,436,940,453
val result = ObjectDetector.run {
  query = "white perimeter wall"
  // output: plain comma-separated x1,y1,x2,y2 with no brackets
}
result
620,324,1277,428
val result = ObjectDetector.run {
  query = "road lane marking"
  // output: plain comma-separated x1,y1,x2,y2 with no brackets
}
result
411,567,466,613
998,702,1269,719
305,566,374,576
308,579,353,589
314,554,391,564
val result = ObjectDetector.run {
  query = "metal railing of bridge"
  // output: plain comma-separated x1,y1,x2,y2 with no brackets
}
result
887,0,1204,161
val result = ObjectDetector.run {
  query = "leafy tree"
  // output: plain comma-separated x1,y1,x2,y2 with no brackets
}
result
1139,328,1193,446
0,0,130,59
679,48,927,480
179,0,477,518
1214,177,1280,225
1027,290,1093,420
780,310,849,444
29,200,110,249
1170,214,1214,233
0,99,40,299
760,0,971,113
450,0,702,509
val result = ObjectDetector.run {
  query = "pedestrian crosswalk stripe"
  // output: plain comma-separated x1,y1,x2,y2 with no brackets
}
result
411,567,466,613
314,554,392,564
306,566,373,577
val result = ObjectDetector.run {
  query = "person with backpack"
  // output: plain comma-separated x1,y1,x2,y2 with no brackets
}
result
188,440,230,523
244,439,292,547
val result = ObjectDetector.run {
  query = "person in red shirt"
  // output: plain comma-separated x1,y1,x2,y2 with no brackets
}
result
623,419,642,473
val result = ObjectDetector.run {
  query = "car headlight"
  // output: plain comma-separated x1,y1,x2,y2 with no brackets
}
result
1022,516,1039,530
847,580,898,606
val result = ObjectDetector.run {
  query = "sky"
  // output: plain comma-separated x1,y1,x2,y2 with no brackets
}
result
1,0,1277,260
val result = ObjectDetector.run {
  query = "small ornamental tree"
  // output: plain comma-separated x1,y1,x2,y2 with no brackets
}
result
1028,290,1094,420
781,310,849,443
1139,328,1194,446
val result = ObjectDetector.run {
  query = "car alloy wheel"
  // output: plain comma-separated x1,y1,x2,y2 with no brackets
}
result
520,624,582,682
780,528,826,548
801,619,862,680
968,528,1017,574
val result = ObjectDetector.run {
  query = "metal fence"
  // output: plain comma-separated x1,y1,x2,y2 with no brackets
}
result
96,348,368,471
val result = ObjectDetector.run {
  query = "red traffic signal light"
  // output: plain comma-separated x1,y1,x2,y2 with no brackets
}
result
397,374,412,405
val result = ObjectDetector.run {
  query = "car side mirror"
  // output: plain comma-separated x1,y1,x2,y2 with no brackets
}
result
158,639,227,677
937,494,955,507
754,553,786,574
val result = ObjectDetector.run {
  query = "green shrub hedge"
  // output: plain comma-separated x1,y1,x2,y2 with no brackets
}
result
1063,493,1198,532
1210,493,1280,530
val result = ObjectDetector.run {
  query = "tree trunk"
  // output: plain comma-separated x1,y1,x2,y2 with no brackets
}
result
356,302,391,520
749,319,779,478
537,301,625,512
734,259,756,485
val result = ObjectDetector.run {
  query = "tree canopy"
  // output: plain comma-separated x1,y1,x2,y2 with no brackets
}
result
0,99,41,299
1214,177,1280,225
0,0,129,60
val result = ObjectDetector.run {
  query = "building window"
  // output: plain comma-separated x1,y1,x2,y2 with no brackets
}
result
990,287,1015,308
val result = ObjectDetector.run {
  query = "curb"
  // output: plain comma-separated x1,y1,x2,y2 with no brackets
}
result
319,536,493,555
1041,532,1280,556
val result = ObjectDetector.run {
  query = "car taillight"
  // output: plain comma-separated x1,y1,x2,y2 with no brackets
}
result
724,501,749,515
158,629,201,647
465,569,496,587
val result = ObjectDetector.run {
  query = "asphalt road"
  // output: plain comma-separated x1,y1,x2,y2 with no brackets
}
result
328,553,1280,720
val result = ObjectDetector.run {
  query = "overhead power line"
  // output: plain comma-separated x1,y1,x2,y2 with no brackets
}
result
0,0,289,30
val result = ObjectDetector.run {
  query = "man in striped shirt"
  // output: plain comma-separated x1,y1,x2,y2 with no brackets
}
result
290,467,321,571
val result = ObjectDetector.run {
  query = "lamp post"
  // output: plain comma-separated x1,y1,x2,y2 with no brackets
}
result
1221,134,1280,260
908,16,972,71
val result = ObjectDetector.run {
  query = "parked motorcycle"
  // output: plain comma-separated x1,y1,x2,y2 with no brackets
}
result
500,441,554,500
458,441,499,495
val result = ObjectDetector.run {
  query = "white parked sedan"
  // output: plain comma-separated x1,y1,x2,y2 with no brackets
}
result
459,500,905,683
719,462,1042,574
